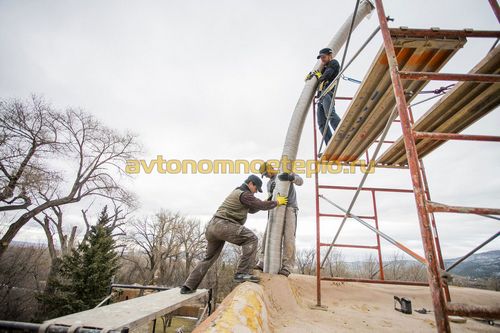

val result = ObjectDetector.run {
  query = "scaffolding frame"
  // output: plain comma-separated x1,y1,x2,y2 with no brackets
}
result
312,1,500,332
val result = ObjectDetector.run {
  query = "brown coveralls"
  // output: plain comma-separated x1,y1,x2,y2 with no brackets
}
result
183,184,277,290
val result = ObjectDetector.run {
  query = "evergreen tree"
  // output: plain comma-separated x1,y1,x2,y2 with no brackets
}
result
38,206,120,319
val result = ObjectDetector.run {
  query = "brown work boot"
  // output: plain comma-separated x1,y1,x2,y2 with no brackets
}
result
278,268,291,277
254,263,263,272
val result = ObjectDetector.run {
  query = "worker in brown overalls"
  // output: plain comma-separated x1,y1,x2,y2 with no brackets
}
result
180,175,288,294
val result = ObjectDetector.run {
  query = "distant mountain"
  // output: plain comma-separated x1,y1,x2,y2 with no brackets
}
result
444,250,500,279
342,250,500,280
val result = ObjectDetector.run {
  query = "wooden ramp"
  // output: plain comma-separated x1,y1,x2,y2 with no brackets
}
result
377,45,500,166
44,288,208,331
321,29,466,162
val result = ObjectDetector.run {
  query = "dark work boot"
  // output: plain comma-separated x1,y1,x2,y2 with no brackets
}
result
180,285,195,294
234,273,261,283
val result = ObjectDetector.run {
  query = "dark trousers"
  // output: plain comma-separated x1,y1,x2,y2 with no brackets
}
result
183,217,258,290
317,92,341,145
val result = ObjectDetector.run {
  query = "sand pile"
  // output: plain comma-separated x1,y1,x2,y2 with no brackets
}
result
197,273,499,332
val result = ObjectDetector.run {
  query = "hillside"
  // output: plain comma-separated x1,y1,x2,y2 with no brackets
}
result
445,250,500,279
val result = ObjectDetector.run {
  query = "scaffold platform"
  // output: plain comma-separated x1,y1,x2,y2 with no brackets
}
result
321,29,467,162
378,44,500,166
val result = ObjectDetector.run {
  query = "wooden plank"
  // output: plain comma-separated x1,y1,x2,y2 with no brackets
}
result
321,34,466,162
377,44,500,166
44,288,208,331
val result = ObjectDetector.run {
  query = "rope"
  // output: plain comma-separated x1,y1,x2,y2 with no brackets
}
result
419,84,454,95
341,74,362,84
409,92,446,108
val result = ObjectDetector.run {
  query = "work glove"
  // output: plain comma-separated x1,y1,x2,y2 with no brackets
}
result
276,193,288,206
278,172,295,182
305,70,322,81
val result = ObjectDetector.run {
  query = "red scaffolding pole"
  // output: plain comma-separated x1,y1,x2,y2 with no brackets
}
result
312,100,392,307
312,0,500,331
375,1,449,330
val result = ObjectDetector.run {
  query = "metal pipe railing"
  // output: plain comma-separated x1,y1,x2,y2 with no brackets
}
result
320,105,398,268
319,194,427,265
374,0,450,330
0,321,127,333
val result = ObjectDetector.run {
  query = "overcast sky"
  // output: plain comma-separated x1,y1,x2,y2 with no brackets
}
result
1,0,499,262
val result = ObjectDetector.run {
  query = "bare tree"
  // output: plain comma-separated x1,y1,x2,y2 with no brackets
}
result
116,250,148,284
124,211,182,285
487,278,500,291
322,249,350,277
80,199,131,245
384,252,406,281
356,253,379,279
32,211,67,262
33,199,132,263
404,262,426,282
0,95,61,211
0,244,51,321
295,248,316,275
0,96,140,258
176,217,206,278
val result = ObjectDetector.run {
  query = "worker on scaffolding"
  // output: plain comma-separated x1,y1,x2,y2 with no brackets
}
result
180,175,288,294
255,162,303,277
306,47,341,146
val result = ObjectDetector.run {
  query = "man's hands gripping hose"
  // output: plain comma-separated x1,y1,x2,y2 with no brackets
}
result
305,70,321,81
278,172,295,182
276,193,288,206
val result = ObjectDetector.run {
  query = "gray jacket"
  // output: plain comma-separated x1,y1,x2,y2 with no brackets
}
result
267,173,303,208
